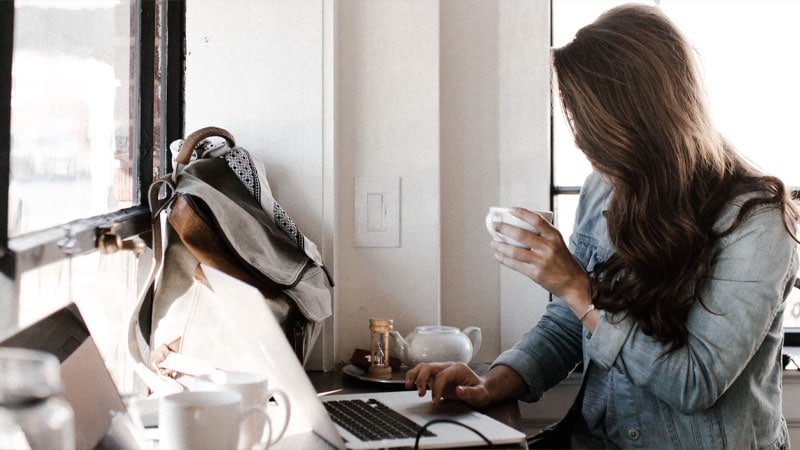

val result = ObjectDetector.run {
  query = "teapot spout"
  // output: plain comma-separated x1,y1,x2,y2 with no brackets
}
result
389,330,409,366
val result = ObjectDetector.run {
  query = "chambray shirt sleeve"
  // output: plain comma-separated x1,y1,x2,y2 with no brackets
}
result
586,202,798,414
492,298,585,402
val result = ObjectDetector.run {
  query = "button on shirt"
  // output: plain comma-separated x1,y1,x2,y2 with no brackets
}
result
492,172,797,449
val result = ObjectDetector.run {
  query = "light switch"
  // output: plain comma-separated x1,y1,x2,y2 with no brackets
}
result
367,193,386,231
355,177,400,247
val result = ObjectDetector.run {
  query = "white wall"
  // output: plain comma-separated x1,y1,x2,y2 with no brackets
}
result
440,1,552,355
334,1,443,362
185,0,551,369
185,0,334,368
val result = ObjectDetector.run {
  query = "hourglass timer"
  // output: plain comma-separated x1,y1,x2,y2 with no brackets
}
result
368,318,393,380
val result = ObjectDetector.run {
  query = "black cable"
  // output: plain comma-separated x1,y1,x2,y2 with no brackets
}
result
413,418,494,449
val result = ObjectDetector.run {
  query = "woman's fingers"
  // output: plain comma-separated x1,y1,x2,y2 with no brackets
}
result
404,362,483,404
405,362,450,396
511,208,555,235
490,213,588,301
430,363,480,403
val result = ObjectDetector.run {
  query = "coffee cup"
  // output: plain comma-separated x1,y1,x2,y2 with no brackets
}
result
192,370,291,449
159,390,267,449
485,207,553,247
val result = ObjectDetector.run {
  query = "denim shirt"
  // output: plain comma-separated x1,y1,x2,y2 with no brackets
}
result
493,172,798,449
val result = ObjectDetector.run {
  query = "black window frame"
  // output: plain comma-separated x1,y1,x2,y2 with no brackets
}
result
0,0,185,325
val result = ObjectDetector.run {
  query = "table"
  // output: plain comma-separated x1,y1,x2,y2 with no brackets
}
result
306,363,529,449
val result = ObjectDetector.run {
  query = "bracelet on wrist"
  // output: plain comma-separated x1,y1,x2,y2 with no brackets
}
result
579,304,595,323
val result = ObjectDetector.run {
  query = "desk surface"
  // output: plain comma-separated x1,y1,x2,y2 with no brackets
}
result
306,363,526,437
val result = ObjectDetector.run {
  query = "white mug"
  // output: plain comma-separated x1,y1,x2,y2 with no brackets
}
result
159,390,268,450
192,370,291,449
485,207,553,248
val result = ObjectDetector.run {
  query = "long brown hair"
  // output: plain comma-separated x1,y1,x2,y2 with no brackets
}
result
552,3,799,351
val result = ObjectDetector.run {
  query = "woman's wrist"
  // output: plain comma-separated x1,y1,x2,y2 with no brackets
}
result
579,303,595,322
560,273,593,311
580,307,600,332
560,274,600,331
484,365,527,404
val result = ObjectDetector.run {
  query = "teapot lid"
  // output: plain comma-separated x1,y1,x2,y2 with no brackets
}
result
415,325,459,334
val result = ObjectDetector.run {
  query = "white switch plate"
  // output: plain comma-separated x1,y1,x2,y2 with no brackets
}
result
355,176,400,247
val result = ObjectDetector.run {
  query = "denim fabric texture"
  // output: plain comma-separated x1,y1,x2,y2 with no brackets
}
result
493,172,798,449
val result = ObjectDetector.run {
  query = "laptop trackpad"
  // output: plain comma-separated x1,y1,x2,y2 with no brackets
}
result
407,399,474,418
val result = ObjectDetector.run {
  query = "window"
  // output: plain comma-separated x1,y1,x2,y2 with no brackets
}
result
551,1,800,330
0,0,185,394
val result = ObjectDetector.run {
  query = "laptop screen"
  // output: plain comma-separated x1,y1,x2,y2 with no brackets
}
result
0,303,132,450
1,304,88,362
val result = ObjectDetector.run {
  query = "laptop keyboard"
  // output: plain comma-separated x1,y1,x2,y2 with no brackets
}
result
323,398,437,442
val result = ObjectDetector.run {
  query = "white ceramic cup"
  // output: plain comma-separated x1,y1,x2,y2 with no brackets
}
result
192,370,291,449
485,207,554,248
159,390,267,450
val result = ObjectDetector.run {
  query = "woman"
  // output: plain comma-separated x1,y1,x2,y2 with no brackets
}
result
406,4,799,448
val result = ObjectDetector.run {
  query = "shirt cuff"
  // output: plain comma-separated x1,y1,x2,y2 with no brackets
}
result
491,348,547,402
584,310,635,370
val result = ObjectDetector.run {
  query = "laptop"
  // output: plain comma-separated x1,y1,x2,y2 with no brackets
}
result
0,269,525,450
0,303,144,450
197,264,527,449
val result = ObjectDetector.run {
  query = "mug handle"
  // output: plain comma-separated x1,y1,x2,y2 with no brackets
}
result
242,405,272,450
485,211,505,242
264,389,291,447
462,327,482,360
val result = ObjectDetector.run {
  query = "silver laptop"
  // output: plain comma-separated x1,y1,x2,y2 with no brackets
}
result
0,303,144,450
200,265,527,449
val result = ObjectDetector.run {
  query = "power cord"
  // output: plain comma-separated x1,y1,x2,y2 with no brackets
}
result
414,419,493,449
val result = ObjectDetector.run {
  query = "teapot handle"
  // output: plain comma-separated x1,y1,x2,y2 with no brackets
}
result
462,327,482,360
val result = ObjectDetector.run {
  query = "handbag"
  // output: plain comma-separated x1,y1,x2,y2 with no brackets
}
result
127,126,333,376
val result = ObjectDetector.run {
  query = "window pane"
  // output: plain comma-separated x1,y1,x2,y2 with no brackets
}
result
660,0,800,188
552,1,629,188
553,0,800,190
554,193,579,240
9,0,134,237
17,249,146,394
551,0,632,235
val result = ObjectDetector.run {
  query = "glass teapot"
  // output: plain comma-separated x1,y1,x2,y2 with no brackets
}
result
390,325,482,367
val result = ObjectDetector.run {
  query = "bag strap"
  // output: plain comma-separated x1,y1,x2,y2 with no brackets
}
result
173,127,236,181
126,176,177,366
127,127,236,366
